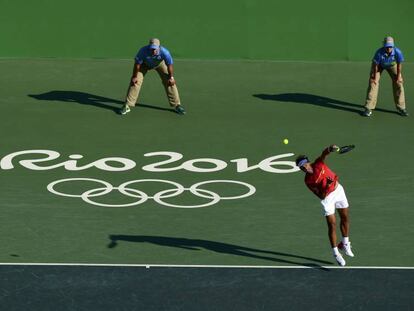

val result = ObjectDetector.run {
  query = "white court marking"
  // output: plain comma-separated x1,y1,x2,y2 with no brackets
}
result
0,263,413,269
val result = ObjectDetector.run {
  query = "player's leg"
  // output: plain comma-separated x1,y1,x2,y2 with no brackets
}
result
120,67,148,115
325,214,337,248
322,189,346,266
155,62,185,114
364,70,382,116
387,66,408,116
337,208,354,257
335,184,354,257
326,214,345,266
338,207,349,237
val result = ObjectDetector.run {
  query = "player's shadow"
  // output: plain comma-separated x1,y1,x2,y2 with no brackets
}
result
253,93,399,115
28,91,175,114
107,235,332,270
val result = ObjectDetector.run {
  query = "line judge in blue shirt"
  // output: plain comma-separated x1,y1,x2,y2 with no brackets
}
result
120,38,185,115
363,36,408,117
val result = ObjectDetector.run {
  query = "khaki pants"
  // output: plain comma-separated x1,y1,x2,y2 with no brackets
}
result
125,61,181,107
365,65,405,110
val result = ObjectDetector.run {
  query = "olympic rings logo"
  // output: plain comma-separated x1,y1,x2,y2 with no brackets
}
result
47,178,256,208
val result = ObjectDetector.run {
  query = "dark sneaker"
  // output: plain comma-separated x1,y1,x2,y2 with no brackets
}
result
362,108,372,117
175,105,186,115
397,108,409,117
119,105,131,115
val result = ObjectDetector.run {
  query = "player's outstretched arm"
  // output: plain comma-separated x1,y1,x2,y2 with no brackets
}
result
317,145,339,162
328,145,339,153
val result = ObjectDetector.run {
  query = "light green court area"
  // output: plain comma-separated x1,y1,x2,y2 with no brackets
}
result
0,58,413,266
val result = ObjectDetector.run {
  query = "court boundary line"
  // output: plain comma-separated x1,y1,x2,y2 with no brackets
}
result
1,56,413,65
0,263,413,269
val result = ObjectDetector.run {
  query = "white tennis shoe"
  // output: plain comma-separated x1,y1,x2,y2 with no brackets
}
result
334,253,346,266
338,242,355,257
120,105,131,115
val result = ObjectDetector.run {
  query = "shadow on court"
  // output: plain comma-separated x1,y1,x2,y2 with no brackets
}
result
28,91,175,113
253,93,399,115
108,235,332,269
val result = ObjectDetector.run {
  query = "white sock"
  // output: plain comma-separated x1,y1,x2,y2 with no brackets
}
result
333,247,340,256
342,237,350,244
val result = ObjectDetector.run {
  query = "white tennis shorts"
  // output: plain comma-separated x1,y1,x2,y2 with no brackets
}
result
320,184,349,216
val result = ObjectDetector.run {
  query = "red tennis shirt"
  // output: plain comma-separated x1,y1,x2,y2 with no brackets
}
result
304,149,338,199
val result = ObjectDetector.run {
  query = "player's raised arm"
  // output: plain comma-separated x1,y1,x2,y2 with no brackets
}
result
316,145,339,162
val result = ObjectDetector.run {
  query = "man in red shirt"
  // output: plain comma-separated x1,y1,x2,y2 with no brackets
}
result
296,145,354,266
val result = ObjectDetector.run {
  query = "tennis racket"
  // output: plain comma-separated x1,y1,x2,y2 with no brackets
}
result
337,145,355,154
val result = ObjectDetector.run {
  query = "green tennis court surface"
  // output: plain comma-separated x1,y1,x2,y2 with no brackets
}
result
0,58,413,309
0,58,413,266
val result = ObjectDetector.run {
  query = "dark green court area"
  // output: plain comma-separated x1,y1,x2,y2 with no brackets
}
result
1,265,413,311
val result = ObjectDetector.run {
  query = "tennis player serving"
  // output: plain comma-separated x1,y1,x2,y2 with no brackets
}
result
296,145,355,266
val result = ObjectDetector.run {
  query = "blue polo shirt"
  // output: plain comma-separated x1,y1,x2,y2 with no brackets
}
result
134,45,173,69
372,47,404,68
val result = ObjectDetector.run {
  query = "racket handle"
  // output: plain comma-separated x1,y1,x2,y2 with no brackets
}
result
329,145,340,153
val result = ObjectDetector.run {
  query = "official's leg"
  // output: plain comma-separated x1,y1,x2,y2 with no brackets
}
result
365,70,382,111
125,67,148,107
387,66,407,112
155,62,181,107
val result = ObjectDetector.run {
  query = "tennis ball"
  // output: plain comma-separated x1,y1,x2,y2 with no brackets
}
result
283,139,289,145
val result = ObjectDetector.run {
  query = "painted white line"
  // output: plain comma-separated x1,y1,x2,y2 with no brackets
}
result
2,57,413,65
0,263,413,269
